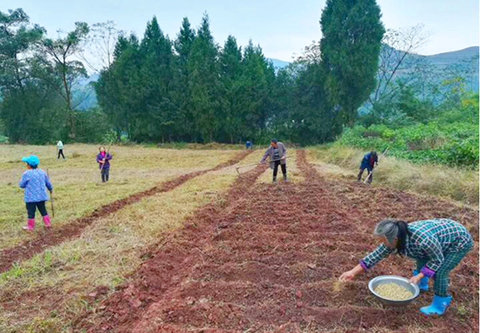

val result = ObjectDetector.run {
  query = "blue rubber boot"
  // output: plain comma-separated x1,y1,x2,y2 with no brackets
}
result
413,269,429,291
420,295,452,315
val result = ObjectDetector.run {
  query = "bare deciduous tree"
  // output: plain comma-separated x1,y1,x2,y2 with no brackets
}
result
79,21,124,73
294,40,321,64
42,22,90,138
369,24,431,107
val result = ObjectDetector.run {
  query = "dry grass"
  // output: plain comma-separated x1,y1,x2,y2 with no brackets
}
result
308,146,479,206
0,164,242,332
0,144,238,249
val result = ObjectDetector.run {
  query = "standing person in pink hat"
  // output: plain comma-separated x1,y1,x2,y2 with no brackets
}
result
19,155,53,230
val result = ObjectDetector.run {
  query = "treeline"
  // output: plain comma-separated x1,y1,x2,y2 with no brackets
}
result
1,0,385,145
96,15,276,143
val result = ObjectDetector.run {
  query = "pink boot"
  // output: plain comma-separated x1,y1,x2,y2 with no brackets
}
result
42,215,51,228
22,218,35,231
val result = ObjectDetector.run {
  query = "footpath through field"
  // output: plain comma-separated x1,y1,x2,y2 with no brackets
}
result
0,150,254,273
80,150,478,332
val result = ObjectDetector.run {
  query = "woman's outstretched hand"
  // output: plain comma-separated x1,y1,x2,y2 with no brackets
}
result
339,264,364,282
339,270,356,282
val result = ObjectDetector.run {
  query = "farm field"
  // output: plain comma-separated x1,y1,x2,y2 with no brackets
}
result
0,145,477,332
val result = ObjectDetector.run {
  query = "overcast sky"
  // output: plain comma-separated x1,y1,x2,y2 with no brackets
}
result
3,0,479,61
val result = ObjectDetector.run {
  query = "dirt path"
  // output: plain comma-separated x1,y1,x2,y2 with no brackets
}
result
76,150,478,332
0,150,254,273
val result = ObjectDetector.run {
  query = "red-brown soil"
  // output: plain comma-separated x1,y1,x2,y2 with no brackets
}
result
0,150,253,273
75,150,478,332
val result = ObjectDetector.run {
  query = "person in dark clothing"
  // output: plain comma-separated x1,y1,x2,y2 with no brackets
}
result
245,140,253,149
260,139,287,183
357,151,378,183
96,146,113,182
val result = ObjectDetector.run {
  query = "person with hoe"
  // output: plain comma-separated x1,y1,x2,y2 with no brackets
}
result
260,139,287,183
339,218,473,315
357,150,378,183
96,146,113,182
19,155,53,230
57,140,65,160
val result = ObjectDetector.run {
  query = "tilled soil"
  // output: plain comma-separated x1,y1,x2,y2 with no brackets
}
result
0,150,253,273
77,150,478,332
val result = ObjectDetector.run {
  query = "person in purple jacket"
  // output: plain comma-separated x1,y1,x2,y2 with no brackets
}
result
96,146,113,182
19,155,53,230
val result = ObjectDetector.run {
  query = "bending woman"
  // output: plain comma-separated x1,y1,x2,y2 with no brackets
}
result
339,218,473,315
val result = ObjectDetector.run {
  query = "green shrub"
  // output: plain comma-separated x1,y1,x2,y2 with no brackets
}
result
337,122,478,169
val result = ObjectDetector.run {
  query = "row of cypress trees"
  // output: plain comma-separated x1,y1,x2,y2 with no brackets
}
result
96,15,276,143
96,0,385,144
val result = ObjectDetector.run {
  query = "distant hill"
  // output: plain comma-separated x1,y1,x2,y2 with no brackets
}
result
424,46,478,66
270,47,479,74
267,58,290,69
421,46,478,92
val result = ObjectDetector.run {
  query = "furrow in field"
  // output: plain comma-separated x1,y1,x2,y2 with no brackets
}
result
75,161,268,332
78,149,478,332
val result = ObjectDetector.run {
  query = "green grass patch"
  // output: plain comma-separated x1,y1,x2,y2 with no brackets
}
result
0,144,239,249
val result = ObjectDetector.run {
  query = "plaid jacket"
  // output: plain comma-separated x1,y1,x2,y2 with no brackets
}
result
360,219,473,277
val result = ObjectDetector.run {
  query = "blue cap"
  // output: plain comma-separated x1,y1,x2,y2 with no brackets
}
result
270,138,278,143
21,155,40,167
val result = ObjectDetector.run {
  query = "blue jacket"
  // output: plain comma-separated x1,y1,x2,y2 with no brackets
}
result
19,169,52,203
360,152,378,171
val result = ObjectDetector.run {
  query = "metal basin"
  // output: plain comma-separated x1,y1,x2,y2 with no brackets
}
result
368,275,420,306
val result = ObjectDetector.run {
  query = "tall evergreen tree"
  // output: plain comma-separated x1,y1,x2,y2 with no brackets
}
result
187,13,221,142
320,0,385,126
219,35,243,143
173,17,196,141
175,17,196,68
291,63,339,144
95,34,141,140
137,16,175,142
238,41,273,139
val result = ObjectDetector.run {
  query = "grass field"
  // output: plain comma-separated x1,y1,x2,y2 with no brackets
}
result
0,144,241,249
0,144,477,332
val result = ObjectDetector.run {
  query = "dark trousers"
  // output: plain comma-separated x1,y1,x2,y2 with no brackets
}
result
101,168,110,182
26,201,48,219
57,149,65,159
273,161,287,180
357,167,373,183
